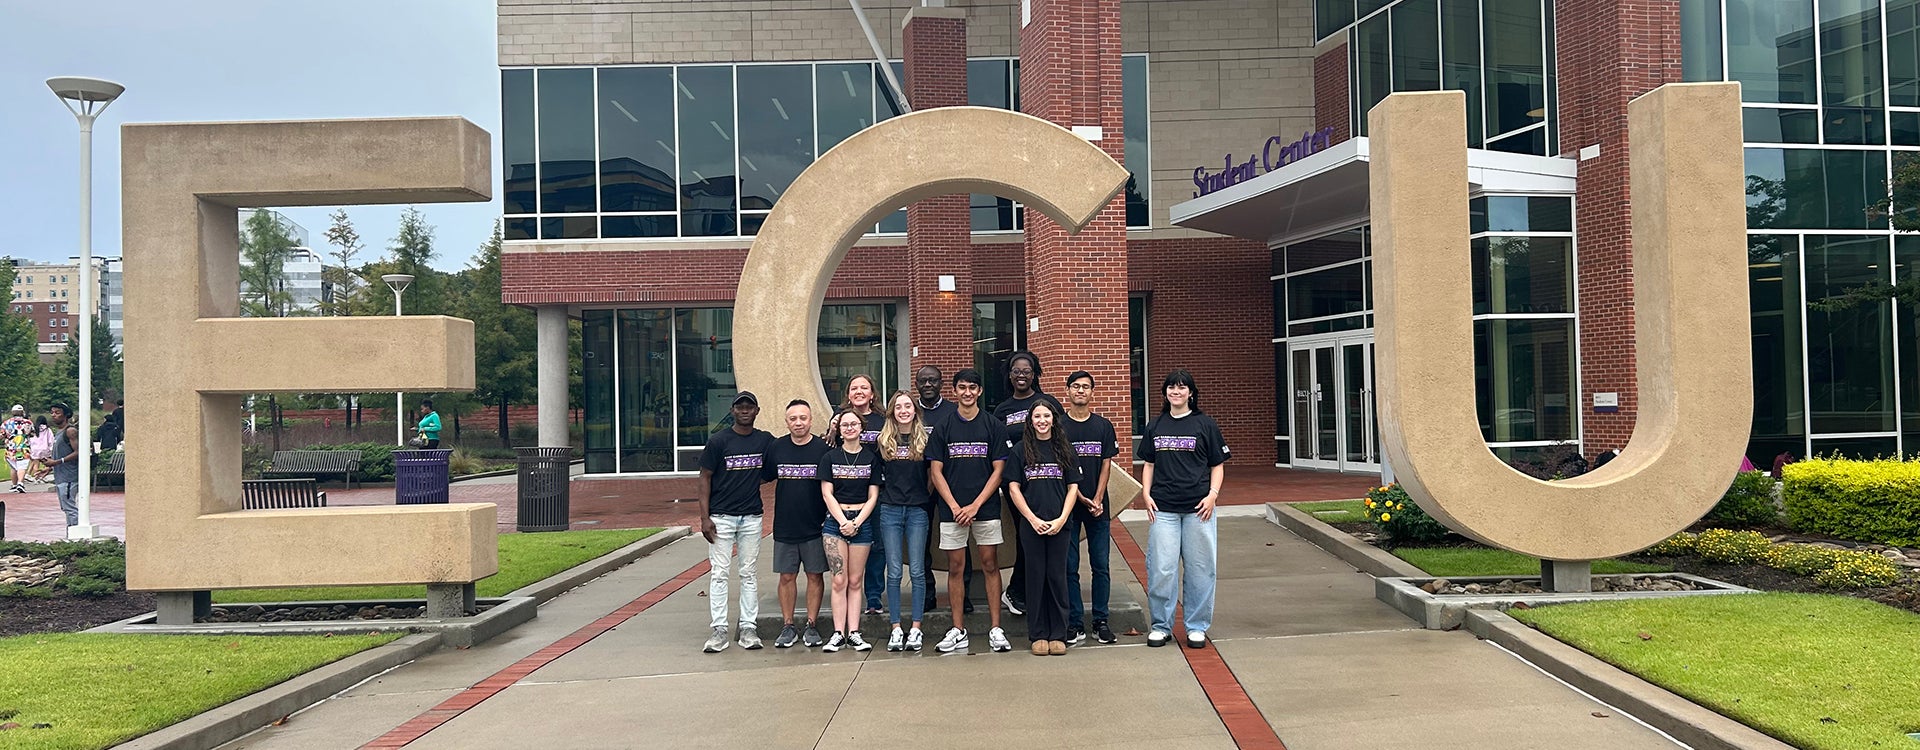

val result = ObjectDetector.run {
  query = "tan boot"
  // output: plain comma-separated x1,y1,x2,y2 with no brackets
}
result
1048,640,1067,655
1031,641,1048,656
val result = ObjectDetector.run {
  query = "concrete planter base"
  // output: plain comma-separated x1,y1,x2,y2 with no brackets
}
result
1377,574,1755,630
91,596,537,649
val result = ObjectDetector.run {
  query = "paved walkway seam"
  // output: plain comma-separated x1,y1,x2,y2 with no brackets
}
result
504,526,692,602
1111,519,1288,750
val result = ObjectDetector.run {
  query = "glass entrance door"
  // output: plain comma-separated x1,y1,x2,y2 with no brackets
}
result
1289,336,1379,473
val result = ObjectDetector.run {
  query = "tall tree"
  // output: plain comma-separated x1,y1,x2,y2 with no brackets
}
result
462,222,538,446
321,209,363,316
0,260,47,411
239,210,297,318
51,313,120,411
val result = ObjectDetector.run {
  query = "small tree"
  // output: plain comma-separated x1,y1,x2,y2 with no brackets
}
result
462,222,538,446
239,210,297,318
321,209,363,317
0,260,47,410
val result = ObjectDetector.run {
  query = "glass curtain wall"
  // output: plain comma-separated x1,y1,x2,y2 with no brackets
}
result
1341,0,1554,154
502,56,1152,241
1688,0,1920,460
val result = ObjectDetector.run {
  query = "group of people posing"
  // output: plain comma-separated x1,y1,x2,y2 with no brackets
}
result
695,351,1229,657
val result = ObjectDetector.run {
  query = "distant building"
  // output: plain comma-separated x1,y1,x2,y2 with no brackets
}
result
238,209,335,315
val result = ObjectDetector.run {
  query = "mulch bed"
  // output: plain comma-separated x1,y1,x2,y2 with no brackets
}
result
0,591,155,637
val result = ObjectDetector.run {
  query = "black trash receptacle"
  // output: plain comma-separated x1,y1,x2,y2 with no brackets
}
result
516,447,572,532
394,449,453,505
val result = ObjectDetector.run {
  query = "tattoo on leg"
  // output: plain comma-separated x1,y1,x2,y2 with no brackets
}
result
825,538,846,575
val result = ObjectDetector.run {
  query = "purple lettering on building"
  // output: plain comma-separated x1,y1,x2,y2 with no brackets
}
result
1192,126,1337,198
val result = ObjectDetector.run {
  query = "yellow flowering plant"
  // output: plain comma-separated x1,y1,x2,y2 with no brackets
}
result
1363,483,1451,546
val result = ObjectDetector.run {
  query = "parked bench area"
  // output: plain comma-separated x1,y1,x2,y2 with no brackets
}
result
93,452,125,486
265,450,363,488
242,478,328,509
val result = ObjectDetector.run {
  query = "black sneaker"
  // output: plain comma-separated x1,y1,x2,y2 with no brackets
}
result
964,599,975,614
1066,627,1085,646
1093,620,1117,644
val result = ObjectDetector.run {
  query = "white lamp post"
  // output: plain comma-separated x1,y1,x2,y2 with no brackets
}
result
48,76,124,540
382,274,414,447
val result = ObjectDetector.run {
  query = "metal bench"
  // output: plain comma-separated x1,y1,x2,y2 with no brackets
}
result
242,478,328,509
93,452,126,486
265,450,363,489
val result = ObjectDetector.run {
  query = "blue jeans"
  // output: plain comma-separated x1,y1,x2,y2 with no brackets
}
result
1146,510,1217,635
55,482,78,527
1066,514,1112,628
876,503,930,625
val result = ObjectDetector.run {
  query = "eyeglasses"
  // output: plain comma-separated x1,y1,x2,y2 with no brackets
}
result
1068,383,1093,391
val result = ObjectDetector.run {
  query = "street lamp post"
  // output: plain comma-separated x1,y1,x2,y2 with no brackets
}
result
48,76,124,540
382,274,414,447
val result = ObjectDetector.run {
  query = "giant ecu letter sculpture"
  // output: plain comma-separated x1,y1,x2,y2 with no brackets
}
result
1369,83,1752,582
121,118,496,623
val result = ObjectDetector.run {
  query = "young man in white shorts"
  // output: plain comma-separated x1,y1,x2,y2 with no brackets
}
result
927,369,1012,653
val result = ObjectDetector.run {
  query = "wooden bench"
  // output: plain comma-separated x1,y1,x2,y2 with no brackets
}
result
93,452,126,486
242,478,327,509
266,450,363,489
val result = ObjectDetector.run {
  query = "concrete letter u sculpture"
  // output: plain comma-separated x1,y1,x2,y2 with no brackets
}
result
734,106,1131,414
1369,83,1753,561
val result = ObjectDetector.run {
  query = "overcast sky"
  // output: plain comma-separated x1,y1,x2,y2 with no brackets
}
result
2,1,500,271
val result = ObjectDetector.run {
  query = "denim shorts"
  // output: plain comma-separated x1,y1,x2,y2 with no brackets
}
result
823,507,876,545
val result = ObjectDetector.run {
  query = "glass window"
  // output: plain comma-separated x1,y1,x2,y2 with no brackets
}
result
676,308,737,456
1358,0,1392,18
968,60,1017,231
537,68,596,217
618,310,675,473
818,303,894,406
1819,0,1885,145
1811,436,1898,458
1354,15,1392,134
973,300,1027,412
678,66,738,237
1474,319,1576,442
505,217,538,241
1681,0,1725,82
877,62,908,233
1742,107,1821,143
1745,147,1888,229
1805,234,1895,434
1123,54,1151,228
582,310,615,473
1318,0,1356,42
1288,263,1367,320
602,215,676,239
1726,0,1818,104
737,65,815,212
1472,236,1572,314
598,67,677,213
1892,0,1920,106
502,69,537,215
540,216,597,240
818,63,875,153
1286,229,1366,272
1473,196,1573,233
1892,110,1920,145
1130,295,1151,435
1485,125,1547,156
1896,235,1920,450
1483,0,1547,138
1441,0,1485,146
1391,0,1441,93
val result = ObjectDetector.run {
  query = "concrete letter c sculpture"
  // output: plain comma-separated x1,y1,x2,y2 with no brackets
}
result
1369,83,1753,561
734,106,1131,415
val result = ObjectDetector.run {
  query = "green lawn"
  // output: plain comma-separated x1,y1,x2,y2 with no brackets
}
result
0,633,400,750
213,528,661,604
1512,594,1920,749
1291,499,1369,524
1393,547,1670,577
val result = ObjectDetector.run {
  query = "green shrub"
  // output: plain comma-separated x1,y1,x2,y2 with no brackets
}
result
1694,528,1772,564
1706,470,1779,526
1781,458,1920,546
65,554,125,583
1764,543,1840,576
0,583,52,599
295,442,396,481
57,575,120,597
1644,532,1697,556
1812,552,1904,589
1364,484,1453,545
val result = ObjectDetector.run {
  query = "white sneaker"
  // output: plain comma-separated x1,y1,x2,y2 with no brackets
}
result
1001,591,1025,616
988,627,1013,653
887,625,905,652
821,632,845,653
703,626,730,653
1185,631,1208,649
1147,630,1171,648
738,625,763,650
848,631,873,651
906,626,924,652
935,627,968,653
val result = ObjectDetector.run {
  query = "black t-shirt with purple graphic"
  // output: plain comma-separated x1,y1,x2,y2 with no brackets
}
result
1004,440,1082,521
764,435,833,543
859,412,885,447
993,391,1065,451
1135,411,1229,514
699,427,776,517
879,443,933,507
820,444,883,507
928,410,1008,522
1063,412,1120,518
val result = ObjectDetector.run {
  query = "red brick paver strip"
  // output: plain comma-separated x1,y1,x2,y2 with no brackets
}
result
1112,518,1288,750
359,557,712,748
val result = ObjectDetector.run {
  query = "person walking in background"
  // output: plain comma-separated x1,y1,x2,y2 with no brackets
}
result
875,391,932,652
415,400,442,449
1138,370,1229,650
1005,400,1081,656
699,391,776,653
4,405,34,493
764,399,832,649
95,398,123,451
26,416,54,483
819,408,881,653
1062,370,1121,645
48,403,82,528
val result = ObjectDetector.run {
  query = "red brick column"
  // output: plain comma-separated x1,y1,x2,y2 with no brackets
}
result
1019,0,1133,443
1314,44,1351,145
904,8,973,388
1556,0,1683,452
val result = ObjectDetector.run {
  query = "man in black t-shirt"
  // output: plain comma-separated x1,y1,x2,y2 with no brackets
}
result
1061,370,1121,645
929,368,1014,653
764,400,833,649
699,391,776,653
993,352,1062,616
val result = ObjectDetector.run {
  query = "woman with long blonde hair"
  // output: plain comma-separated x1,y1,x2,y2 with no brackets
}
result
874,391,932,652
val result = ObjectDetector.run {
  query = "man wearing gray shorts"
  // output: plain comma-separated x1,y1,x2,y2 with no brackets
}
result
764,399,833,648
928,369,1013,653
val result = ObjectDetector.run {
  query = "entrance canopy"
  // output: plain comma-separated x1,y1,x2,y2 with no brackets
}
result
1169,137,1578,246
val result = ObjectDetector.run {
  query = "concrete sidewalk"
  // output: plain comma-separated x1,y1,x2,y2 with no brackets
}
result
217,516,1683,749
